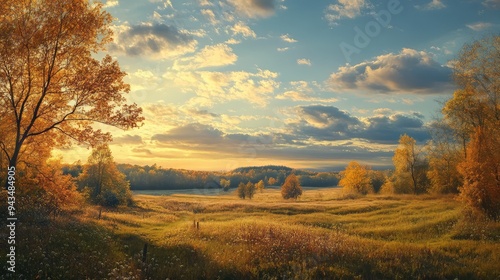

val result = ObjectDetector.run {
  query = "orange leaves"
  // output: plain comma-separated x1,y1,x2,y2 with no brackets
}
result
0,0,143,173
338,161,372,195
458,127,500,219
281,173,302,200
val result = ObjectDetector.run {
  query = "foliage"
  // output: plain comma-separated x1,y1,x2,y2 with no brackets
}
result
338,161,373,195
281,174,303,200
458,128,500,219
62,164,340,191
268,177,277,186
4,191,499,279
442,35,500,218
237,182,256,199
78,144,131,207
0,0,143,177
256,180,265,193
370,170,388,193
425,121,463,194
220,178,231,192
246,182,256,199
237,182,247,199
391,134,428,194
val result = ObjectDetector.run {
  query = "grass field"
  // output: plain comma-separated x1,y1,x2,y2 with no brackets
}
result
2,187,500,279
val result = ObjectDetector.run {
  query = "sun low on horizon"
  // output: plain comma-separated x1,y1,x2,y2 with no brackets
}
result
53,0,500,171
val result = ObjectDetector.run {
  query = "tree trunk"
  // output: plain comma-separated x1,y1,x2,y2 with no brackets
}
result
4,142,21,190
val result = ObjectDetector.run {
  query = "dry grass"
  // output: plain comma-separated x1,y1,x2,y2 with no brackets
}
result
2,188,499,279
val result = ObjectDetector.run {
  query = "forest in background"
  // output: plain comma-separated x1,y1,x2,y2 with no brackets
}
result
62,164,344,190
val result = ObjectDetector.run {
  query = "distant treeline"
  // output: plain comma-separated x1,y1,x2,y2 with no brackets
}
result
62,164,340,190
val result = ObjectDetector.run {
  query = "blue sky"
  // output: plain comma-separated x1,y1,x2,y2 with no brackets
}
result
58,0,500,171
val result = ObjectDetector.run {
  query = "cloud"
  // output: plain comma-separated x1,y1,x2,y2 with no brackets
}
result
152,123,224,145
103,0,119,8
299,106,355,130
201,9,218,25
415,0,446,10
112,134,143,145
297,58,312,66
165,69,280,107
327,48,453,94
277,47,289,52
276,91,339,103
290,105,430,143
358,114,429,143
482,0,500,9
199,0,212,6
225,38,241,45
231,21,257,38
466,22,493,31
109,23,197,59
325,0,371,25
173,43,237,70
227,0,277,18
280,34,298,43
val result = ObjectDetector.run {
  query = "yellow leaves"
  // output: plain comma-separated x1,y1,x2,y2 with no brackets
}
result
281,174,302,200
339,161,372,195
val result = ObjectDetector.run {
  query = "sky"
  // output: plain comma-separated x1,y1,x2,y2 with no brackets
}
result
56,0,500,171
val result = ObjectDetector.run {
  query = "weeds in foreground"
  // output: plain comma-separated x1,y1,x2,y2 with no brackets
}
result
1,191,499,279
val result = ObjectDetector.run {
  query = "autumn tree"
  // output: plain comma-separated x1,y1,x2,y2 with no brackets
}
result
268,177,277,186
458,128,500,219
426,122,463,194
0,0,143,187
443,35,500,218
256,180,265,193
281,174,302,200
220,178,231,192
246,182,256,199
78,144,131,207
338,161,373,195
237,182,246,199
391,134,428,194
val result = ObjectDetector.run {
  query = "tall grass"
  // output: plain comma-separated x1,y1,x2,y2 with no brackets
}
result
1,188,499,279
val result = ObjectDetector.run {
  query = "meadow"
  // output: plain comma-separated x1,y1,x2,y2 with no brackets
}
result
2,187,499,279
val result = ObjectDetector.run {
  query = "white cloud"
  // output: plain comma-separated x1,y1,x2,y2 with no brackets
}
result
277,47,289,52
201,9,218,25
199,0,212,6
231,21,257,38
173,43,237,70
297,58,312,66
109,23,197,59
276,81,338,102
466,22,493,31
227,0,277,18
103,0,119,8
276,91,338,103
415,0,446,10
327,48,453,94
280,34,298,43
225,38,241,45
165,69,280,107
325,0,371,25
483,0,500,9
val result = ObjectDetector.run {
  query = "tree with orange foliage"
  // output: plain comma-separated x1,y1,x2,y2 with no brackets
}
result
339,161,372,195
458,128,500,219
281,174,302,200
78,144,131,207
443,35,500,218
0,0,143,187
